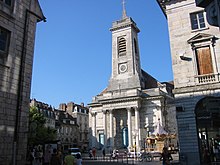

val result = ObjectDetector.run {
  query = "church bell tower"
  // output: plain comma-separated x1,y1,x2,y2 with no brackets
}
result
107,1,142,91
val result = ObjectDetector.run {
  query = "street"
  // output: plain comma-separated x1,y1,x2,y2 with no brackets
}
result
82,159,162,165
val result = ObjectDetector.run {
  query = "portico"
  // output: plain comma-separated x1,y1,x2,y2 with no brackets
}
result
90,88,142,151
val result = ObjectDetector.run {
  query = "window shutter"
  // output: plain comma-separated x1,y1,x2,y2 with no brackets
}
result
196,47,213,75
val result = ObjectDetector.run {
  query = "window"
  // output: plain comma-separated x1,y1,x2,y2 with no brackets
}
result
188,33,218,84
196,46,213,75
190,11,206,30
118,37,126,56
0,27,10,56
0,0,12,6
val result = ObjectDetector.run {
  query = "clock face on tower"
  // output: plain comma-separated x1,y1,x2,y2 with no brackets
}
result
119,63,128,73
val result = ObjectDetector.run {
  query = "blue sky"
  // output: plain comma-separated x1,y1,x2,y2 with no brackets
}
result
31,0,173,108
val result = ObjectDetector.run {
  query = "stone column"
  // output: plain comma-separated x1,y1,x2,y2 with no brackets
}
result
109,109,114,148
102,109,107,147
127,107,132,149
134,107,140,151
91,112,97,147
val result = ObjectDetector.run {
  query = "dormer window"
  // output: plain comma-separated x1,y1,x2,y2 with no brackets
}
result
118,37,126,56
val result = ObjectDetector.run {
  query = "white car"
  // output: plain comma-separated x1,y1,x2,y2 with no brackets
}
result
68,148,81,157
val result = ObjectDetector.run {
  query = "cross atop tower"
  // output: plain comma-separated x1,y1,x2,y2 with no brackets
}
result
122,0,127,19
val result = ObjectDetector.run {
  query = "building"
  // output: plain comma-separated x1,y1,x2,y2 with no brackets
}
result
30,99,56,129
59,102,89,151
0,0,45,164
88,4,177,153
30,99,80,151
157,0,220,164
54,109,79,151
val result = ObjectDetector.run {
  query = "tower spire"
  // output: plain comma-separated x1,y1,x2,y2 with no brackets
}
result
122,0,127,19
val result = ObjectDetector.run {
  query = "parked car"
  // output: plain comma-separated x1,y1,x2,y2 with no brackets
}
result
68,148,81,157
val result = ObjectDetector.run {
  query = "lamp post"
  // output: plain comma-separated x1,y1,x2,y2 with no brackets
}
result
144,125,150,152
132,129,138,159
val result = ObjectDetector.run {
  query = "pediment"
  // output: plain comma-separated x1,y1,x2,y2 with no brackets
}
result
187,33,215,43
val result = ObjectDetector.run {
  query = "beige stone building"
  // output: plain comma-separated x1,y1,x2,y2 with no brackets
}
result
157,0,220,164
30,99,56,129
54,109,79,151
88,6,177,153
59,102,89,151
0,0,45,164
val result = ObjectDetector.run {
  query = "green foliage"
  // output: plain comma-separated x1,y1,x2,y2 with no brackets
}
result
28,106,57,145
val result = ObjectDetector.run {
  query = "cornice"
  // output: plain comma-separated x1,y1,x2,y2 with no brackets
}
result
173,82,220,94
110,17,140,33
157,0,188,17
99,96,142,104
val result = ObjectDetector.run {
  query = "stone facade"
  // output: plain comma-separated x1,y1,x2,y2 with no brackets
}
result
0,0,44,164
89,10,177,153
158,0,220,164
54,109,79,151
59,102,89,151
30,99,56,129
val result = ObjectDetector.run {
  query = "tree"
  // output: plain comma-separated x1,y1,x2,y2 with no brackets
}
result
28,106,57,146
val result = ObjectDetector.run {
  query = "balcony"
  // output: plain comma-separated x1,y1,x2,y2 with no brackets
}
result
195,73,219,84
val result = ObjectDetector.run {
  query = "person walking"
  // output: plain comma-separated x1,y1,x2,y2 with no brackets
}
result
161,147,173,165
102,148,106,160
92,147,96,160
75,153,82,165
89,149,92,159
64,150,75,165
43,146,51,165
50,148,61,165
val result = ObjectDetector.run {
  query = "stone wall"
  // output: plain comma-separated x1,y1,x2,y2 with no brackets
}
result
0,1,44,164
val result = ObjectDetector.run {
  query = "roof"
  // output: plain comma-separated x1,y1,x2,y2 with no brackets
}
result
141,69,159,89
30,0,46,22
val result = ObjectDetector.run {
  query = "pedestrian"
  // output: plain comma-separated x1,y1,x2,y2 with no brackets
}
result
102,148,106,160
50,148,61,165
161,147,173,165
76,153,82,165
89,149,92,159
64,149,75,165
43,146,51,165
92,147,96,159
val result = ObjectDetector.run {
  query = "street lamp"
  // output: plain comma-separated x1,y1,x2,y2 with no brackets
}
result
132,130,138,159
144,125,150,152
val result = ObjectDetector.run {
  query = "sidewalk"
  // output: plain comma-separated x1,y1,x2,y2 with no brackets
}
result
82,149,180,165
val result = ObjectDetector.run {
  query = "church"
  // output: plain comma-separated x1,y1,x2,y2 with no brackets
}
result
88,2,177,153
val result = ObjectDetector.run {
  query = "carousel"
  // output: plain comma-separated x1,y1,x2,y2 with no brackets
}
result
146,119,177,153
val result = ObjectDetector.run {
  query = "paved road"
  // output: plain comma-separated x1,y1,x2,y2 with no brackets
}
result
82,159,162,165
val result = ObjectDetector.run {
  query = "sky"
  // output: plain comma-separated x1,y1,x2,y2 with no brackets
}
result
31,0,173,108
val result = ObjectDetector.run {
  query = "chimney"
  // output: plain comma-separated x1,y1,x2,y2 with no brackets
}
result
59,103,67,111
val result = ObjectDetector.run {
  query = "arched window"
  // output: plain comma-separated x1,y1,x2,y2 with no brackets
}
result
118,37,126,56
